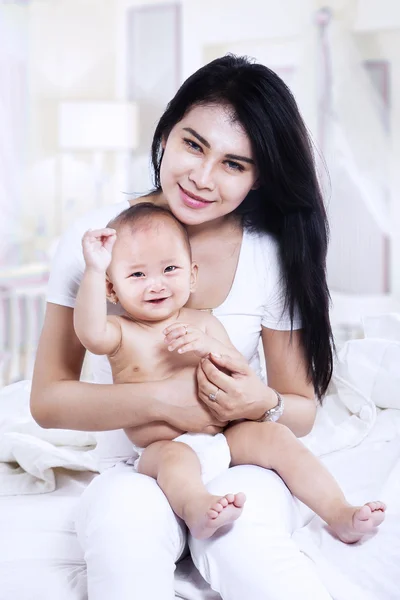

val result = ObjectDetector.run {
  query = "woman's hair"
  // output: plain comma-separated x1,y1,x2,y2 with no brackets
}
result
151,54,334,399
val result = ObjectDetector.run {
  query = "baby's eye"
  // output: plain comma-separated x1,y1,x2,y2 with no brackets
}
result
164,265,177,273
131,272,145,278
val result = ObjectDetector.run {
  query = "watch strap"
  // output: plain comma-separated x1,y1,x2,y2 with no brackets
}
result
256,389,284,423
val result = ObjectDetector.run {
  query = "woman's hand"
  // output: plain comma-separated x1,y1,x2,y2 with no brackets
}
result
197,353,274,422
155,371,228,434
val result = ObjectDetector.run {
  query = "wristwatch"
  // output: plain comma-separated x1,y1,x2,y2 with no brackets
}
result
256,389,284,423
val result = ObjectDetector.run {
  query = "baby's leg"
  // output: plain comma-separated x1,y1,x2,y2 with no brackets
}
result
225,422,385,544
138,440,246,539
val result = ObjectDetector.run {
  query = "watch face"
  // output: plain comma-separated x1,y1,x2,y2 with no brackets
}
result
270,411,281,422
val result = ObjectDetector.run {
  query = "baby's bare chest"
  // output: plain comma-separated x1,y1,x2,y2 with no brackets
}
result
109,322,200,384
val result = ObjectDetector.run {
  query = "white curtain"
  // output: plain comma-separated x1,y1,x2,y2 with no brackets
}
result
0,4,29,267
292,10,391,294
321,13,390,294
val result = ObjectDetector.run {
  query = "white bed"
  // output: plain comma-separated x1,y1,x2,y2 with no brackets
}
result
1,314,400,600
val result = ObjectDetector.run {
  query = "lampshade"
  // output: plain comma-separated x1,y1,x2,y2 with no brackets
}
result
58,101,139,151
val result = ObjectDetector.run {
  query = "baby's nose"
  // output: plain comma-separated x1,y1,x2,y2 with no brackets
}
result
148,278,166,293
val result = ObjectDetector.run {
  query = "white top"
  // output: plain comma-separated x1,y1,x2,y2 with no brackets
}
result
47,200,301,381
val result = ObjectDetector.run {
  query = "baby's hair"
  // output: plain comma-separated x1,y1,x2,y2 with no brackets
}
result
107,202,192,257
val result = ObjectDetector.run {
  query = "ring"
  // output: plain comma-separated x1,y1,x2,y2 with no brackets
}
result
209,388,220,402
183,325,188,335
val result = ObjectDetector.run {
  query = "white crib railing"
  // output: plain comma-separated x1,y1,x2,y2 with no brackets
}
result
0,263,49,387
0,284,47,387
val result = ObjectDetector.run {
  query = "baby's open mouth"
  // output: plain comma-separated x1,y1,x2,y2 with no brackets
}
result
146,298,169,304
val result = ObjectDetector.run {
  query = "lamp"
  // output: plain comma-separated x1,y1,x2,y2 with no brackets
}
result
57,101,139,226
59,101,139,151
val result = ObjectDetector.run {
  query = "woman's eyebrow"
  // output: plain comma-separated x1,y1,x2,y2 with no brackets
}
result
182,127,254,164
225,153,254,165
183,127,210,148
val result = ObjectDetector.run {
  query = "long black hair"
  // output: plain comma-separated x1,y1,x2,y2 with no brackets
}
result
151,54,334,399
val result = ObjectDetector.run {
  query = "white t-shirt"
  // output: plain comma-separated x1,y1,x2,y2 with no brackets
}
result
46,200,301,459
47,200,301,380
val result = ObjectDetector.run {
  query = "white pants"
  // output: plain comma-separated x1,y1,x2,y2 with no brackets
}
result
75,462,332,600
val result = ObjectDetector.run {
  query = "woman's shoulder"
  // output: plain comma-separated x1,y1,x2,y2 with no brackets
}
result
68,200,131,237
46,200,130,308
244,228,280,266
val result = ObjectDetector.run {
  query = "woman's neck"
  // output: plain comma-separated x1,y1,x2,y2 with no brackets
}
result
135,190,242,240
186,214,242,241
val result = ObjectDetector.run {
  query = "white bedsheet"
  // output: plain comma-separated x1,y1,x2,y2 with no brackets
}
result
0,313,400,599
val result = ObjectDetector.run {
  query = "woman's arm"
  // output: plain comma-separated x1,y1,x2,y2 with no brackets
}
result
31,303,225,433
261,327,316,436
196,328,316,438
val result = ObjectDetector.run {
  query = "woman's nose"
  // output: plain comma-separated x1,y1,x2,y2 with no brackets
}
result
189,160,215,191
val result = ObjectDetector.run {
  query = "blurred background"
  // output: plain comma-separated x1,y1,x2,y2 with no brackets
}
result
1,0,400,384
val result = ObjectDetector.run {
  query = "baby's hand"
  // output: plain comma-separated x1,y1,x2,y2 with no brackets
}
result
163,323,216,358
82,228,117,272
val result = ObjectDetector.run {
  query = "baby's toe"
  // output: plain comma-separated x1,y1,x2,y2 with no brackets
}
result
356,505,372,521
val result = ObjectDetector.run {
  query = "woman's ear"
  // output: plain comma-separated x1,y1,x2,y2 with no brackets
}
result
105,275,118,305
251,178,260,191
190,262,198,292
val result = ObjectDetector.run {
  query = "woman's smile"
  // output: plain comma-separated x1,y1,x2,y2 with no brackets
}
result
178,184,215,209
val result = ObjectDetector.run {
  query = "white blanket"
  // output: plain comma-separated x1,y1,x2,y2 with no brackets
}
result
302,313,400,456
0,381,99,495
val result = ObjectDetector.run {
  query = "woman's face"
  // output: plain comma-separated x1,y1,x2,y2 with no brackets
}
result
159,103,258,227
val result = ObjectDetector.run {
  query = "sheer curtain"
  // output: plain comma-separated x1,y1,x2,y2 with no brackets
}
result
0,4,29,267
317,11,390,294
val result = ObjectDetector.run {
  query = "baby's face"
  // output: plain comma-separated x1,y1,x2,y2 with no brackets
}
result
107,220,195,321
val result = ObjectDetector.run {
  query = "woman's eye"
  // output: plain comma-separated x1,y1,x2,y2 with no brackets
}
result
131,272,145,278
225,160,245,172
164,265,177,273
183,138,202,152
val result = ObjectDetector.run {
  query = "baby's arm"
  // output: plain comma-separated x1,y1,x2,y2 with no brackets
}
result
164,313,241,360
74,228,122,355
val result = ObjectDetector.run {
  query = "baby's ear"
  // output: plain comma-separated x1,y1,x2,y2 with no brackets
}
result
105,275,118,305
190,262,198,292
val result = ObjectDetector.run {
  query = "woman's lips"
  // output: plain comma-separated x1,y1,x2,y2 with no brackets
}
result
178,185,214,209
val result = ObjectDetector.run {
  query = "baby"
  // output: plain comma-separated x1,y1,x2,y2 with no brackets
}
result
74,202,385,541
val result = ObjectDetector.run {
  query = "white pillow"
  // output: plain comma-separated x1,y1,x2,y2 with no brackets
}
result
334,313,400,410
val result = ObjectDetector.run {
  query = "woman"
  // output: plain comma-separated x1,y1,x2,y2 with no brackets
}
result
31,54,334,599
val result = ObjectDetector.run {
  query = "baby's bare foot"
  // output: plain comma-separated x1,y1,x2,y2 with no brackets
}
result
183,492,246,540
330,501,386,544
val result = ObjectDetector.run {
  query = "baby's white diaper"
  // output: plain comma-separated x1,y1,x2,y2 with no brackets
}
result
132,432,231,484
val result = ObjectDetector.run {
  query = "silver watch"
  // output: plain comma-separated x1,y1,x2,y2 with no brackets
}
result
256,389,284,423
